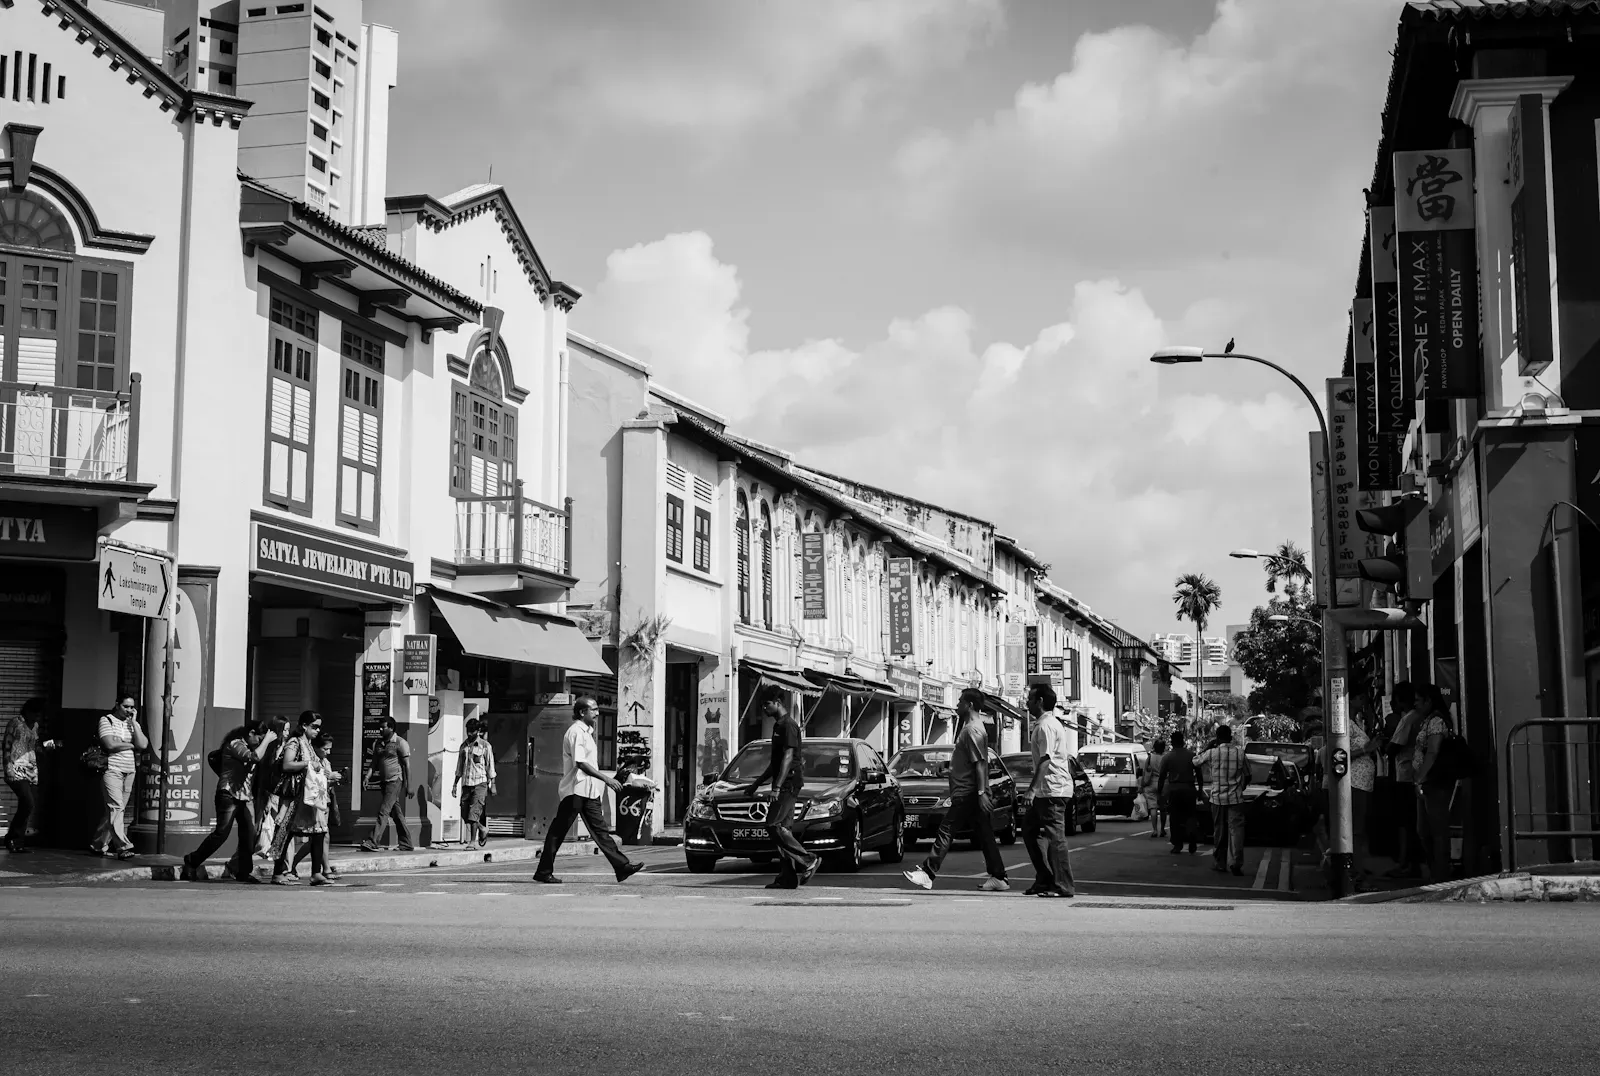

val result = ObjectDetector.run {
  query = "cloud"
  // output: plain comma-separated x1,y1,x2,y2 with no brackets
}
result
574,231,1313,634
398,0,1003,136
895,0,1397,268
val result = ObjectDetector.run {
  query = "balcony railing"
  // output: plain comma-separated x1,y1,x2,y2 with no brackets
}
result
0,376,139,483
454,481,571,577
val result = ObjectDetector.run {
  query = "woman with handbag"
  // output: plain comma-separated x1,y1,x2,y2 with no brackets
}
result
268,711,322,885
289,734,342,881
91,696,148,859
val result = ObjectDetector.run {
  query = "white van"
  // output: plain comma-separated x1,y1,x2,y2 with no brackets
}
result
1077,742,1151,816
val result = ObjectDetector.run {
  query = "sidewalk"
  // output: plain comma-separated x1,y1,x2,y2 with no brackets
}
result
0,836,601,885
1342,860,1600,903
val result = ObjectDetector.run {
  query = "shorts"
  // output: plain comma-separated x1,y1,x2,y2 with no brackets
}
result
460,782,489,825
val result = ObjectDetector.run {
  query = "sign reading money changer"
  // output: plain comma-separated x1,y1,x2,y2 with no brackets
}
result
253,519,414,604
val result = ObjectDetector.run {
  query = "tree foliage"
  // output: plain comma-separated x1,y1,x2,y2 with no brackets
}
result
1232,592,1321,720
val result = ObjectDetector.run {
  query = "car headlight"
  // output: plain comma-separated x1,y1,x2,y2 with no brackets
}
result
935,796,952,809
687,798,717,820
803,799,843,820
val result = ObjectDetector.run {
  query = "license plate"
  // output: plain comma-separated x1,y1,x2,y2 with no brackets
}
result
732,828,768,840
903,814,923,828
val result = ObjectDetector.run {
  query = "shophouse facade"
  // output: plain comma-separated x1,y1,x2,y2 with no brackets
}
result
1339,0,1600,874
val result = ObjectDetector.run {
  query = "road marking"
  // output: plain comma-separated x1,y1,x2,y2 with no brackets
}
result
1279,852,1292,893
23,994,50,998
1075,878,1288,894
674,895,706,900
476,892,507,897
1253,850,1272,890
1083,837,1126,849
373,882,403,887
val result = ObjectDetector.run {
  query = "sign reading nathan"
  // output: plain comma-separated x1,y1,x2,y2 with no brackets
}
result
253,520,414,603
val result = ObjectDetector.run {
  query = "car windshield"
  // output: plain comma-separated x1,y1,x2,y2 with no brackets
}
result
1001,754,1035,780
1079,752,1134,774
1247,744,1308,766
890,748,954,778
1247,759,1284,786
720,742,858,782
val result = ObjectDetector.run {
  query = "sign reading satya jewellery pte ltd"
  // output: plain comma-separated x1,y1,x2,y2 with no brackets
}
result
887,557,914,655
401,634,437,695
800,531,827,620
253,520,414,604
1394,149,1481,399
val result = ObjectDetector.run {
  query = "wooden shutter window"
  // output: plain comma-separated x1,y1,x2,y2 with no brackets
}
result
760,504,773,628
665,495,684,563
736,494,750,623
337,327,382,531
693,506,711,573
264,294,317,513
450,387,469,495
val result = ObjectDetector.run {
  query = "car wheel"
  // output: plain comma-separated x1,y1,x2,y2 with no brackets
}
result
878,818,906,864
685,854,718,874
828,817,863,872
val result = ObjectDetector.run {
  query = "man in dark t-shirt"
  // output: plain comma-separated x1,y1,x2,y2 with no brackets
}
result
904,688,1009,892
360,717,413,852
743,687,820,890
1157,730,1200,854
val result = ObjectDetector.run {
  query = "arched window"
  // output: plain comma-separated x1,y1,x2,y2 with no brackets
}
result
759,501,773,628
736,492,751,625
451,347,517,497
0,189,131,398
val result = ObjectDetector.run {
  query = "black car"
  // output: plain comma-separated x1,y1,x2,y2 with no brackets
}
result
682,737,904,873
888,744,1018,848
999,752,1097,834
1245,741,1320,787
1198,754,1313,846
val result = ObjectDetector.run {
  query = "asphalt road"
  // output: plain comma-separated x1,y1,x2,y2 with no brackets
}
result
3,871,1596,1076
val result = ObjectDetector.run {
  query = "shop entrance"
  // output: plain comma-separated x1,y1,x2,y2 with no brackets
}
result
664,662,698,825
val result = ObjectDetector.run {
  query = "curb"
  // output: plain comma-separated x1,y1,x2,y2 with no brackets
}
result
13,840,595,885
1342,870,1600,903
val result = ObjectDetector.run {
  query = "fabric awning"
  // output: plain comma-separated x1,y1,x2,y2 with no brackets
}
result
801,668,901,699
984,692,1023,721
430,591,611,676
741,658,825,698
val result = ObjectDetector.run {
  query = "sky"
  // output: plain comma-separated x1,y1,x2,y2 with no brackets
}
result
373,0,1404,642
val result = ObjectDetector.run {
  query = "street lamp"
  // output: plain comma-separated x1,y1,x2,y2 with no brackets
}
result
1152,344,1354,897
1268,613,1322,629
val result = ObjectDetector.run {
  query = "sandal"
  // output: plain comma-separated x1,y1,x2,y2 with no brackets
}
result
115,849,138,861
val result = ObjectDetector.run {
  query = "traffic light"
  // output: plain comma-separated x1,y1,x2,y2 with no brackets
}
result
1356,495,1430,600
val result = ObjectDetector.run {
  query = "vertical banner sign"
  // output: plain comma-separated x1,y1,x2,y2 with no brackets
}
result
1352,299,1397,491
136,580,208,829
1328,378,1357,578
887,557,914,656
361,662,391,789
1369,206,1411,435
800,531,827,620
1508,93,1554,376
1024,624,1039,675
401,634,436,695
1310,432,1330,608
1395,149,1481,399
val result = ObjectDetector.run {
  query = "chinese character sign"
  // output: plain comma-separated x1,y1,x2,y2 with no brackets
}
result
1394,149,1481,399
887,557,914,656
800,531,827,620
1327,378,1360,585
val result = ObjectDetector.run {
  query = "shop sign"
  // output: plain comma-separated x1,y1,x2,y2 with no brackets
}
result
1369,206,1411,435
360,662,391,788
0,501,98,560
1353,299,1399,491
1431,482,1457,583
253,519,413,604
887,557,914,655
1041,655,1064,673
1508,94,1554,376
0,565,64,624
1458,449,1481,548
400,634,436,695
1024,624,1039,675
1003,672,1025,694
920,680,946,705
1327,378,1360,588
800,531,826,620
1395,149,1481,398
1310,432,1329,607
886,665,921,696
137,581,208,827
97,540,173,618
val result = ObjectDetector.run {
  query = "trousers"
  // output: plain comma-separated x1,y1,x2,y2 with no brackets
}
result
5,778,36,844
187,792,257,878
537,795,634,879
921,791,1007,881
1212,803,1246,870
368,778,413,849
92,769,136,853
1022,797,1074,894
765,784,814,884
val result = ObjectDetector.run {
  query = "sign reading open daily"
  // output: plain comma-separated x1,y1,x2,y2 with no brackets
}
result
253,520,413,604
1395,149,1481,399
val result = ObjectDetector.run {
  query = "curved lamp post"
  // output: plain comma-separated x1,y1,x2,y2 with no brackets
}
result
1153,345,1353,897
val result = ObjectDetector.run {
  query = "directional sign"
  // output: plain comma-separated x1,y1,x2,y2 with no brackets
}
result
97,541,173,618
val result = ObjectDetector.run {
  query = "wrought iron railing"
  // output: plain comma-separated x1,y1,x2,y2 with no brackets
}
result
454,481,571,576
1504,718,1600,871
0,376,139,482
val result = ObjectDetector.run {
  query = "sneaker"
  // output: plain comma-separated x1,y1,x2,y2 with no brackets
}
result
532,873,562,884
978,876,1010,893
798,856,822,886
1023,884,1044,895
616,862,645,884
115,849,138,861
1037,888,1075,899
903,867,933,890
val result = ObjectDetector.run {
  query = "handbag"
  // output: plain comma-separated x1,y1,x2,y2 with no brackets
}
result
80,745,109,773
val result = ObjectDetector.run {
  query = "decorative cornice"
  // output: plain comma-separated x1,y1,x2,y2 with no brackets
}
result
391,187,555,302
0,160,155,252
552,281,582,312
1449,75,1574,125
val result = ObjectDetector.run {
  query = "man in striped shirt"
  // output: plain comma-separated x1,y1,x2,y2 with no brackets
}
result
1193,725,1250,876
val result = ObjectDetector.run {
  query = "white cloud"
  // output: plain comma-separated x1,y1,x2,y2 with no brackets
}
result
574,231,1314,635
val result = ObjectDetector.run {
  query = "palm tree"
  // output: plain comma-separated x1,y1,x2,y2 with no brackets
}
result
1173,572,1223,712
1262,540,1312,598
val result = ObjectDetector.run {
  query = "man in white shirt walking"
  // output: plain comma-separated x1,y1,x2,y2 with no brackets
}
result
1020,683,1076,898
533,696,644,885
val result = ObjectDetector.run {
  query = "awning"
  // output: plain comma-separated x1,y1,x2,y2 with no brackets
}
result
984,692,1023,721
430,591,610,677
741,658,825,698
801,669,899,699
